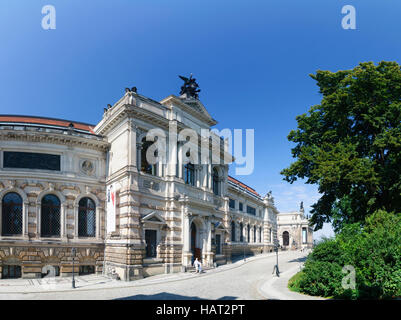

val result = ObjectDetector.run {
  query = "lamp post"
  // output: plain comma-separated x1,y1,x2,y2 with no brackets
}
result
272,240,280,277
71,248,76,289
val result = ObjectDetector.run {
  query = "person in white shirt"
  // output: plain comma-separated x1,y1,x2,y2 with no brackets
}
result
193,258,202,273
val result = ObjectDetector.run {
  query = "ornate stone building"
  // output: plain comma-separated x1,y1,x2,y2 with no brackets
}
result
277,207,314,250
0,83,313,280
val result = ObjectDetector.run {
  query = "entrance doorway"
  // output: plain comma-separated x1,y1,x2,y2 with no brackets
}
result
145,229,157,258
191,222,202,262
283,231,289,246
215,234,221,255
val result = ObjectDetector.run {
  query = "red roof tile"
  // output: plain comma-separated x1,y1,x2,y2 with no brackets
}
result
0,115,95,134
228,176,260,197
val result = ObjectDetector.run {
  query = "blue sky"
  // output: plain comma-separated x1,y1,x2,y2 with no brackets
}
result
1,0,399,239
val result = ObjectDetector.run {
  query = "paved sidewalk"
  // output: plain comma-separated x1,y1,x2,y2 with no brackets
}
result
258,263,326,300
0,251,283,295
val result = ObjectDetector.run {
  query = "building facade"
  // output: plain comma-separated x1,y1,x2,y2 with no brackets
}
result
277,209,314,250
0,85,313,280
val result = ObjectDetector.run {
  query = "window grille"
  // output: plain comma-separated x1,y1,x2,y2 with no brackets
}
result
79,265,95,275
2,193,23,236
41,195,61,237
78,197,96,237
2,265,21,279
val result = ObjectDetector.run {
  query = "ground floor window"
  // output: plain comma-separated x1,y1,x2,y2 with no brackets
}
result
79,265,95,275
2,265,21,279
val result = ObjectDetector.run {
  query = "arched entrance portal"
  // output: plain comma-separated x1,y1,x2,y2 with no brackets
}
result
283,231,289,246
190,222,202,262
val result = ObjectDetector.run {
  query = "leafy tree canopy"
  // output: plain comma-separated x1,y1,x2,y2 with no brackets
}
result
281,61,401,231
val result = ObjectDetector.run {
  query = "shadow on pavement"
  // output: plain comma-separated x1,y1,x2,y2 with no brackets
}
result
287,256,307,264
231,254,255,263
116,292,238,300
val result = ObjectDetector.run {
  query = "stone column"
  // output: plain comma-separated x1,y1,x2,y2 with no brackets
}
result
177,143,183,179
61,204,67,239
167,120,178,178
182,212,192,267
136,142,142,171
128,120,138,171
204,218,213,267
208,164,212,191
22,200,29,238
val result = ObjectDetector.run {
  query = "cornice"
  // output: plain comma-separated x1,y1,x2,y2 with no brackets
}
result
0,129,109,152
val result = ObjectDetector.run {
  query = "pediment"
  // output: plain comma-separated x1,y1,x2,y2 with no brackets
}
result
214,221,229,233
141,212,166,225
160,95,217,127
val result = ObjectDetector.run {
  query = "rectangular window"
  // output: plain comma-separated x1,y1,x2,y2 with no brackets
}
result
239,202,243,211
3,151,60,171
184,164,195,186
229,198,236,209
246,205,256,215
302,227,307,244
2,265,21,279
79,265,95,275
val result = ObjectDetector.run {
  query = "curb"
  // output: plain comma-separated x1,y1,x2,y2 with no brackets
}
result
257,264,326,300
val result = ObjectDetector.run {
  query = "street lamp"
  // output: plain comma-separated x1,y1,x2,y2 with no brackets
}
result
71,248,76,289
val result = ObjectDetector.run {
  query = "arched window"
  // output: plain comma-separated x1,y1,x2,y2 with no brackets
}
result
141,139,157,176
283,231,290,246
247,224,250,242
253,226,256,243
2,192,23,236
259,227,262,243
212,167,219,195
231,221,236,242
78,197,96,237
184,163,195,186
239,223,243,242
41,195,60,237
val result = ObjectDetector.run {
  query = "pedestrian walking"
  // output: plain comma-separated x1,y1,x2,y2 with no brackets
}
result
193,258,202,273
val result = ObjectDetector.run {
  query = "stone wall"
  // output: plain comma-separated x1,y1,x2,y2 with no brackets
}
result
0,243,104,278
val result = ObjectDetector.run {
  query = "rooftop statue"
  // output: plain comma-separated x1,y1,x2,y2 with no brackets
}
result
179,74,201,99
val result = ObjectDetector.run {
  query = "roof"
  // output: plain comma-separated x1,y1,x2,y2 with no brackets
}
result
0,115,96,134
228,176,260,197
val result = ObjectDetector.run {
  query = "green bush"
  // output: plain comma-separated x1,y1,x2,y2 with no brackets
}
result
294,210,401,299
288,271,304,293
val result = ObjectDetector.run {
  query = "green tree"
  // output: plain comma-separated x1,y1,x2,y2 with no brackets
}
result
281,61,401,231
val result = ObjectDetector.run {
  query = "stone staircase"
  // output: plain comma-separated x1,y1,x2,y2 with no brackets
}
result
184,265,214,273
